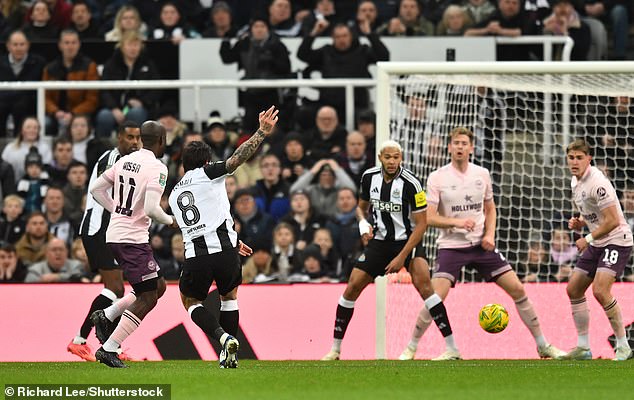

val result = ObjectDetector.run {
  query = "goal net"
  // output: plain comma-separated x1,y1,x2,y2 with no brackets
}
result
374,62,634,359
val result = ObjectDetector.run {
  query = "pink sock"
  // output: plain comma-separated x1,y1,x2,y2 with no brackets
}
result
103,310,141,352
515,296,545,344
571,297,590,347
104,292,136,322
603,298,625,339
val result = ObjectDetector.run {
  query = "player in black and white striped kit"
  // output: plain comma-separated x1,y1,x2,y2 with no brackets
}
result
322,140,456,361
66,122,141,361
168,106,278,368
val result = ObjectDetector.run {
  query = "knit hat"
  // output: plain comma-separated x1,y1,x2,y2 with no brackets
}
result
24,147,43,168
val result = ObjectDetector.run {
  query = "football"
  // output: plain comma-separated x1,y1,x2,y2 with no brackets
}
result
478,303,509,333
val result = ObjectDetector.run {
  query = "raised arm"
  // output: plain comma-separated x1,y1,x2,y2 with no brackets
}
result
225,106,279,173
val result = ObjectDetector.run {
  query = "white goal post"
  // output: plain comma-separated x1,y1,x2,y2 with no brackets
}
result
374,61,634,359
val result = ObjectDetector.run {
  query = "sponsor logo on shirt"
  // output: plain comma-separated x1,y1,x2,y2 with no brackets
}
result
159,173,167,187
415,191,427,208
370,199,402,212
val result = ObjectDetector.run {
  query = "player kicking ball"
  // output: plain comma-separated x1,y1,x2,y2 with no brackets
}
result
399,127,564,360
169,106,279,368
90,121,178,368
322,140,457,361
562,139,633,361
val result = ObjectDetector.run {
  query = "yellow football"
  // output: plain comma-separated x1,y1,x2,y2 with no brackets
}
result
478,303,509,333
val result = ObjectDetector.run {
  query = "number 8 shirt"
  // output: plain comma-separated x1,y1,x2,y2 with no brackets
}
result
101,148,169,244
168,161,238,258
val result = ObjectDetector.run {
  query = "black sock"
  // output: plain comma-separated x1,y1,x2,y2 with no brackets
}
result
79,294,113,339
191,306,225,342
334,304,354,340
219,310,239,337
428,302,453,338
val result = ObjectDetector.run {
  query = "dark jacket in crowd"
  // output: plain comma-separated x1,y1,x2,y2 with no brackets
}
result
100,49,162,114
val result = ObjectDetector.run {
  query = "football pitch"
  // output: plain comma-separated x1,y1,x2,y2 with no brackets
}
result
1,360,632,400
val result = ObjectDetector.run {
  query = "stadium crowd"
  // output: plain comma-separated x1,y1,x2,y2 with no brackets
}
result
1,0,633,285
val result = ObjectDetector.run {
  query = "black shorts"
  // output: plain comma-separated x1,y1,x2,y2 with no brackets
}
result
82,231,117,273
179,246,242,300
355,239,425,278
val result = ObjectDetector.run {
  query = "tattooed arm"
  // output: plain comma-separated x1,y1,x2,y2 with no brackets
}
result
226,106,280,173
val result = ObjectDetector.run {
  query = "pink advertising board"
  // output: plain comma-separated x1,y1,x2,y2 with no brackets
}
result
0,283,631,361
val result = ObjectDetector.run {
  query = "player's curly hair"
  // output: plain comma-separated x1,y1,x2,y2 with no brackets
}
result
182,140,212,172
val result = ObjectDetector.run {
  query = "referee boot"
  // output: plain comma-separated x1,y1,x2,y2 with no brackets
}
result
95,347,128,368
91,310,115,344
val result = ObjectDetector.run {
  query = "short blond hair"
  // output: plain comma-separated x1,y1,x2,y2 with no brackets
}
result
3,194,24,209
449,126,474,143
566,138,591,155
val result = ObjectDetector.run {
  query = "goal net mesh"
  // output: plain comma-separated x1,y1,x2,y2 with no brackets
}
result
380,70,634,358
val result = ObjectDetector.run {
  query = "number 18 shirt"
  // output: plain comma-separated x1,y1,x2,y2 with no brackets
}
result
101,148,168,244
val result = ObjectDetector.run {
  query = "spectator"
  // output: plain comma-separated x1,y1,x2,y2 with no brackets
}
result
270,221,303,281
280,189,326,250
15,211,54,266
68,114,111,172
543,0,591,61
96,31,161,138
104,5,147,42
304,105,347,161
297,243,328,282
0,241,28,282
62,160,87,227
242,238,274,283
336,130,371,188
42,29,99,136
349,0,381,36
290,158,356,218
233,188,276,251
22,0,60,41
70,1,101,41
463,0,496,25
622,188,634,234
582,0,629,60
0,195,26,245
300,0,338,37
45,136,75,187
252,153,291,222
225,174,238,203
220,15,291,132
158,233,184,281
158,106,188,164
519,235,549,282
25,0,71,30
0,31,45,138
232,135,263,188
202,1,238,38
16,148,49,214
311,227,341,278
436,4,474,35
298,22,388,124
0,158,16,200
267,0,302,37
43,186,76,248
149,1,200,44
376,0,435,36
203,112,235,163
356,109,376,161
25,237,84,282
420,0,460,25
2,117,52,182
280,132,312,184
149,194,178,260
325,187,361,280
465,0,533,61
0,1,27,40
549,228,576,282
70,237,99,282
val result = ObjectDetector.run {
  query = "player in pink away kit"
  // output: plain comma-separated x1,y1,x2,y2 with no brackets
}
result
90,120,177,368
400,127,565,360
563,139,633,361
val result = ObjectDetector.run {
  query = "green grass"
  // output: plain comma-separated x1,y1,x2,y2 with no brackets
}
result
1,360,632,400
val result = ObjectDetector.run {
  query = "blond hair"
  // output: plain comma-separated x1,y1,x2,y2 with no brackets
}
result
566,138,591,155
449,126,474,143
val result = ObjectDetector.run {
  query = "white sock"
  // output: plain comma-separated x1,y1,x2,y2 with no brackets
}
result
332,339,343,353
578,334,589,349
72,335,86,345
616,336,629,349
535,335,547,349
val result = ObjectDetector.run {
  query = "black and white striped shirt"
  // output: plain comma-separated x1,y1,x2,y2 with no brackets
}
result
168,161,238,259
79,149,120,237
359,166,427,241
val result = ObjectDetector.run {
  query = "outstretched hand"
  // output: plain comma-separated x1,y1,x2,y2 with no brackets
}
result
238,240,253,256
258,106,279,135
